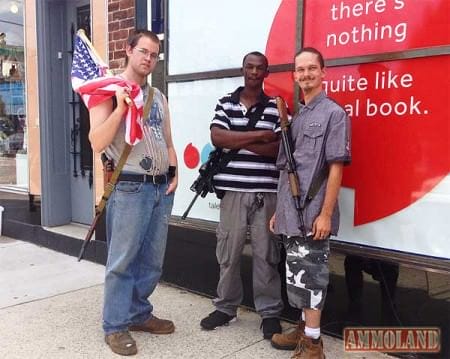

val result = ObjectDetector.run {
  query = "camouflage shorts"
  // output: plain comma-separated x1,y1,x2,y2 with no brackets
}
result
283,236,330,310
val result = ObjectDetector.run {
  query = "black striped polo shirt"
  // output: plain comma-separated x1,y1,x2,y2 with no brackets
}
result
210,86,280,192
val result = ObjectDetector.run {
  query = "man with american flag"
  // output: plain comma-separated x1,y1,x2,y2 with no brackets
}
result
73,29,178,356
72,30,144,146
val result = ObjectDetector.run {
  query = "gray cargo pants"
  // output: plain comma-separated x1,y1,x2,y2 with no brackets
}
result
213,191,283,318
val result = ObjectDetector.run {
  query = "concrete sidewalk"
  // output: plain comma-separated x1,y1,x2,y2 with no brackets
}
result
0,236,390,358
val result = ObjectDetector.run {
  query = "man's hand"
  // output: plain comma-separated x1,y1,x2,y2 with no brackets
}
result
311,213,331,240
114,86,131,116
166,176,178,195
259,130,278,143
269,213,276,233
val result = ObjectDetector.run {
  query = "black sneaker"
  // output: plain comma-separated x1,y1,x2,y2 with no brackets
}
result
200,310,235,330
261,317,282,339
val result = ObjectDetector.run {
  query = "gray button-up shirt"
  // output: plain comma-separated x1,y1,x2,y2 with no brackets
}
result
274,91,351,237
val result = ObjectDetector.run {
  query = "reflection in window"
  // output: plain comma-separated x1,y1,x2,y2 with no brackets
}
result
0,1,26,187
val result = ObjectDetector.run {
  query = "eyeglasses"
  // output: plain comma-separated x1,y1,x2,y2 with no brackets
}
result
134,47,159,61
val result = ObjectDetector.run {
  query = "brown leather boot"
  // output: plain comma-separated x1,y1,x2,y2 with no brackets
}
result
129,315,175,334
105,331,137,356
291,335,325,359
271,321,305,350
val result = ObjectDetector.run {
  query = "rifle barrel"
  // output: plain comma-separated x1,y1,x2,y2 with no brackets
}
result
181,192,200,220
77,214,99,261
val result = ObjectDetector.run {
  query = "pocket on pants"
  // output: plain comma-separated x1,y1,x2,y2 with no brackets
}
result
115,181,143,194
267,236,281,265
252,221,280,265
216,227,230,265
309,239,330,265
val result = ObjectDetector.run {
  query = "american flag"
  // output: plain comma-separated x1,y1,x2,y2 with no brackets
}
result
71,31,144,145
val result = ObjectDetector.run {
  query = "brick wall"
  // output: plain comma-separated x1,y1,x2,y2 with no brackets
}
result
108,0,135,71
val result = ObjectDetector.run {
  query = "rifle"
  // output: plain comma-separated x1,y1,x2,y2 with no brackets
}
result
181,149,226,220
78,145,132,261
276,97,308,239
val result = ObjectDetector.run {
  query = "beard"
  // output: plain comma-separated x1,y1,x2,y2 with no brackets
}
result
301,83,313,93
299,76,318,93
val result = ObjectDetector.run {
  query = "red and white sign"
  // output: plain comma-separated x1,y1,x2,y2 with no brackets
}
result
327,57,450,225
168,0,450,258
304,0,450,58
266,0,450,219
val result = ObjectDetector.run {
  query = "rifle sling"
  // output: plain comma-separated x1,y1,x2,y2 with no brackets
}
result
304,167,328,207
96,87,155,214
282,104,328,208
303,117,332,207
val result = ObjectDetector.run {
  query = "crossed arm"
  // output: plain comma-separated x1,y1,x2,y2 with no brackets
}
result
210,126,280,158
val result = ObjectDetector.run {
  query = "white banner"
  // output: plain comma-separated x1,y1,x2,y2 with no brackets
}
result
168,0,282,75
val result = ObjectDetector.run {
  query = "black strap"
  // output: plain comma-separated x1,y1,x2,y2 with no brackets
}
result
305,167,328,204
245,104,266,130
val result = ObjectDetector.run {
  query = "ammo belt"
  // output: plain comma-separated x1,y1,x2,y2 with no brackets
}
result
118,173,169,184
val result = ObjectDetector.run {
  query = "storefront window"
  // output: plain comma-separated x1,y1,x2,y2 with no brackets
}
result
0,1,26,187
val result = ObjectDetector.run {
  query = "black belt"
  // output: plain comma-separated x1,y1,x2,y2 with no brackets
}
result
118,173,168,184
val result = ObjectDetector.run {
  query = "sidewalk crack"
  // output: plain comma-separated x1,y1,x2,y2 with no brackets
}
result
219,339,265,358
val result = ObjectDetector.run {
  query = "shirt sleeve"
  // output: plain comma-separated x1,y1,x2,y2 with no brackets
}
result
210,98,231,130
325,108,351,164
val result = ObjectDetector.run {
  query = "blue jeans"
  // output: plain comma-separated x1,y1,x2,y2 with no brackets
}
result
103,181,174,335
